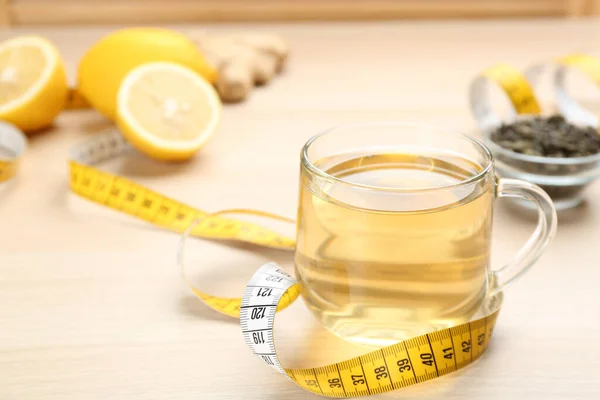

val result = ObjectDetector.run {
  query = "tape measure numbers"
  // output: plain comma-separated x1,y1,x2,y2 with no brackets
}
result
69,129,504,397
238,262,501,398
0,121,27,183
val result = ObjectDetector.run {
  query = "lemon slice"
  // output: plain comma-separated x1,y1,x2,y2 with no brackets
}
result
116,62,221,161
0,36,68,132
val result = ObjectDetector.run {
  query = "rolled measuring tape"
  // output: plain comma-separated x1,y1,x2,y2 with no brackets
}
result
70,130,505,397
469,63,542,130
525,54,600,127
0,121,27,183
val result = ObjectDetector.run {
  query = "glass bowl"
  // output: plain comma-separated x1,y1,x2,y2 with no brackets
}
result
482,128,600,211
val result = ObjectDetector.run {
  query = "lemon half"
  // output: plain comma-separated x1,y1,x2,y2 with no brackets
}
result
116,62,221,162
0,36,68,132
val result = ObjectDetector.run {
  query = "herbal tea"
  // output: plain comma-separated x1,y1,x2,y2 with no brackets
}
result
295,152,493,346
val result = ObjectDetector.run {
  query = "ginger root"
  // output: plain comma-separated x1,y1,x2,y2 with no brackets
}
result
186,31,288,102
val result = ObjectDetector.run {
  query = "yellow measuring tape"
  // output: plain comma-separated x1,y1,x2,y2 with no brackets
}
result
558,53,600,83
469,63,542,130
236,263,500,397
470,54,600,129
68,129,503,397
0,121,27,183
525,53,600,127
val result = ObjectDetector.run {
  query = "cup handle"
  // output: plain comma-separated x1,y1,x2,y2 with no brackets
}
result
491,178,558,296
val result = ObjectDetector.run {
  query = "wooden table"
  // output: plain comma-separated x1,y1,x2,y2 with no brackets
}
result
1,19,599,399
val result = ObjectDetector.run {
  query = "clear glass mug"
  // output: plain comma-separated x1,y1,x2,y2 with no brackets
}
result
294,122,557,347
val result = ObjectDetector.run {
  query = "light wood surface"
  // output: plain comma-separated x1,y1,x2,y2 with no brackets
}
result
1,0,599,26
1,19,600,399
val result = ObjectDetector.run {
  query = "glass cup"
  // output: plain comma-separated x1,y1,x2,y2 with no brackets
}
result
295,122,557,347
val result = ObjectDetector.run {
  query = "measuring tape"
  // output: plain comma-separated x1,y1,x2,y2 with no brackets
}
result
471,55,600,130
237,262,501,397
0,121,27,183
68,129,505,397
469,63,542,130
525,54,600,127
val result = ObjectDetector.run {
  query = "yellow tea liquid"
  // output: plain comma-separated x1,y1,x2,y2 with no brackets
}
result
295,153,493,347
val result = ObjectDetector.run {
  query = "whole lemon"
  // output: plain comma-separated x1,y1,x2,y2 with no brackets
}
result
77,28,217,120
